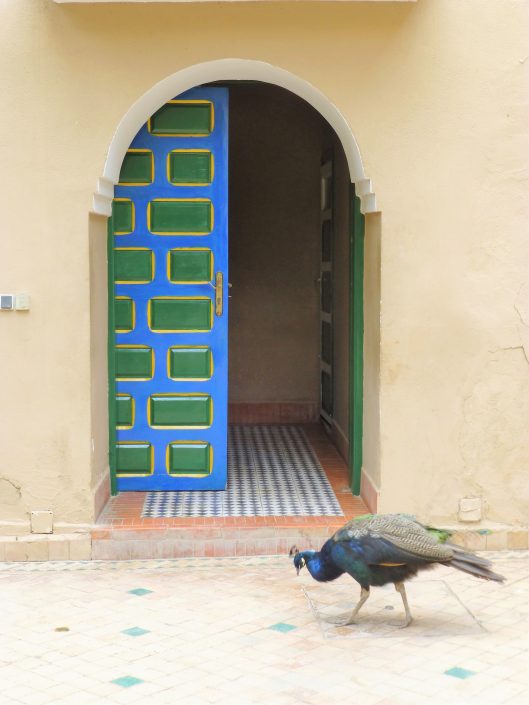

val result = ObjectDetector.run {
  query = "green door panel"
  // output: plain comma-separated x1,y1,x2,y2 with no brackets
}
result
168,347,212,380
112,199,135,235
119,150,154,185
148,298,212,332
115,249,154,283
149,101,213,136
148,200,212,234
116,394,134,429
148,394,212,428
115,297,135,332
116,346,154,380
167,442,211,475
116,442,153,476
168,249,213,283
168,151,213,185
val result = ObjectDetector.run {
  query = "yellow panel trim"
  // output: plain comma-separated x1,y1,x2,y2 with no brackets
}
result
116,393,135,430
115,344,155,381
166,345,213,381
147,393,213,430
115,296,136,333
166,441,213,478
166,149,214,186
147,198,214,236
147,296,213,333
114,247,155,284
113,198,135,235
148,100,214,137
167,248,214,284
115,441,154,478
118,149,154,186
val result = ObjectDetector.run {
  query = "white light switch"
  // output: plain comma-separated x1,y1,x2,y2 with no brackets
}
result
15,293,30,310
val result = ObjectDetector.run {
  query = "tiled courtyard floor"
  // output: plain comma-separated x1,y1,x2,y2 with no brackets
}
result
0,551,528,705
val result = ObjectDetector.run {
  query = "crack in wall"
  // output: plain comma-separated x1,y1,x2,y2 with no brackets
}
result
0,476,22,499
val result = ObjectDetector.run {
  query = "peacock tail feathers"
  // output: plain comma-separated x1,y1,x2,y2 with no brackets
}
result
332,513,454,561
424,525,453,544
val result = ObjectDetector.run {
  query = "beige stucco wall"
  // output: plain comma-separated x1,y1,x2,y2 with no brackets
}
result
0,0,527,532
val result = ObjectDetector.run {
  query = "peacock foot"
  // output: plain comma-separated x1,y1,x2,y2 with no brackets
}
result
324,614,359,626
388,615,413,629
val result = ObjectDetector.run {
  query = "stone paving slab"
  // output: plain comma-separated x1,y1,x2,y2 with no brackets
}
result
0,551,527,705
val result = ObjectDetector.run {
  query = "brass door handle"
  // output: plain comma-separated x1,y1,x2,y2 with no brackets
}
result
215,272,223,316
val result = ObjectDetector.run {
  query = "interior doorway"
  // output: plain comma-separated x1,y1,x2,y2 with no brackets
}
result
227,83,352,444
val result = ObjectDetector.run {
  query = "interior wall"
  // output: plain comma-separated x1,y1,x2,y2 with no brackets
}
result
228,84,326,405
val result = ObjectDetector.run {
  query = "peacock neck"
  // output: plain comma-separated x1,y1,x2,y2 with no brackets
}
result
304,551,343,583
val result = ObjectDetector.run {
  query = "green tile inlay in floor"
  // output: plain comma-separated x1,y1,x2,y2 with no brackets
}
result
122,627,150,637
128,588,153,596
268,622,297,633
111,676,144,688
444,667,476,679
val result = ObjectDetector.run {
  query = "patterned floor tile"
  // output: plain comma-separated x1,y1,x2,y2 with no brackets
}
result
142,425,344,518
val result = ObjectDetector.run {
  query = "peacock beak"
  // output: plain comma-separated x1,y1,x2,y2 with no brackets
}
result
296,566,300,576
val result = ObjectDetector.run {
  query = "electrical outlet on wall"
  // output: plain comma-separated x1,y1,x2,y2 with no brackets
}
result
458,497,482,522
31,511,54,534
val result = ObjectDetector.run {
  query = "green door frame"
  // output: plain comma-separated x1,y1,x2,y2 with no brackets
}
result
349,186,364,496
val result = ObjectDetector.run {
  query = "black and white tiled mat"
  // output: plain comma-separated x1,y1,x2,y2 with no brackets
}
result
142,425,344,518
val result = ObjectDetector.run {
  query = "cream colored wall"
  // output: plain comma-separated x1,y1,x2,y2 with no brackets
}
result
89,214,110,518
0,0,527,532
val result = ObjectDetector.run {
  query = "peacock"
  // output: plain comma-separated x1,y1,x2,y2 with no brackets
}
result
290,513,505,627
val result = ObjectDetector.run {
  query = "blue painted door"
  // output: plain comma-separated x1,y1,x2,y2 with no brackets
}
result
111,87,228,490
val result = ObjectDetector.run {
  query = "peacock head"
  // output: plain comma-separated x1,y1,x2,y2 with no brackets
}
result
289,545,306,575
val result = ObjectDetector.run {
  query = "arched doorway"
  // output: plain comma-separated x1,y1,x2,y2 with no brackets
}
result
98,61,374,524
93,60,377,216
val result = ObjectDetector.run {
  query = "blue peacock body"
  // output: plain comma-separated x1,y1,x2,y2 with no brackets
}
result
291,513,504,627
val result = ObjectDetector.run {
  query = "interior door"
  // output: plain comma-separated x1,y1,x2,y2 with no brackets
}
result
110,86,229,491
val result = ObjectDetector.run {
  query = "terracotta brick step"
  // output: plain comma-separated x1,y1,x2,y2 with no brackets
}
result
91,524,342,560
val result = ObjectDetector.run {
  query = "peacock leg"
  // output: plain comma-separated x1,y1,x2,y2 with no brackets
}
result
327,587,370,625
390,582,413,628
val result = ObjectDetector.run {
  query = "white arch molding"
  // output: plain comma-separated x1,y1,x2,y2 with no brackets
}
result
93,59,378,216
